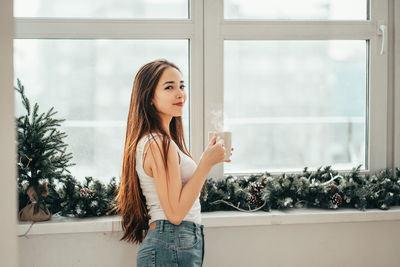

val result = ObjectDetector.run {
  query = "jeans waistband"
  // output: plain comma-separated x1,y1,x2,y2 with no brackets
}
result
153,219,204,233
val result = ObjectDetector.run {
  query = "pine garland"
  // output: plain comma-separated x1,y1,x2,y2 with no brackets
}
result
31,165,399,218
55,175,118,217
200,166,400,212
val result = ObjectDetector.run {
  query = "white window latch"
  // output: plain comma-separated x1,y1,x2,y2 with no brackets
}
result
377,20,386,55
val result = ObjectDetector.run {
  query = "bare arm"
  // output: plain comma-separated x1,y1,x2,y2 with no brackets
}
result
147,137,212,225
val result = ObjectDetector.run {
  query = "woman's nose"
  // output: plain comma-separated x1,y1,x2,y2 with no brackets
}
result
177,91,185,99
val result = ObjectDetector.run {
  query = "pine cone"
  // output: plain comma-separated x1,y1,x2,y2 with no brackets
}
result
79,188,94,198
331,193,342,205
249,181,264,194
248,180,265,206
247,195,262,206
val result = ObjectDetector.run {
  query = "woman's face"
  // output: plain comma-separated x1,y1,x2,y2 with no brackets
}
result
152,67,186,118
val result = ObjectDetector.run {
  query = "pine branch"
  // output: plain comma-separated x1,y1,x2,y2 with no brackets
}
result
15,79,75,189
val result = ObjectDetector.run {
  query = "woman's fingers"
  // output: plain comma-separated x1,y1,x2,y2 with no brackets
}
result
209,133,218,145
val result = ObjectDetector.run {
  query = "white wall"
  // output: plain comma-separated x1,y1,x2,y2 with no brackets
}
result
18,220,400,267
0,0,18,266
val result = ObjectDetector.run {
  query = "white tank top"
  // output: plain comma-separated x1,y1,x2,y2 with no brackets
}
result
135,133,202,226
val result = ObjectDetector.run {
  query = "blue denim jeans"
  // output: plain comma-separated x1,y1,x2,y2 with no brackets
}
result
136,220,205,267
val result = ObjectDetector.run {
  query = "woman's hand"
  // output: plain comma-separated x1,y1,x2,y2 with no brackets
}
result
199,133,234,168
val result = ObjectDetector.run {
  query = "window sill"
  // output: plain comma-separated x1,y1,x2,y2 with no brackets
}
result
17,206,400,236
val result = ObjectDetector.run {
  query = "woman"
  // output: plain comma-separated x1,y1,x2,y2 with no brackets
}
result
112,59,233,266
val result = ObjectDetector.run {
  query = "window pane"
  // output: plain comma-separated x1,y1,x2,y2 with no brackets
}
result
225,0,368,20
15,0,189,19
224,40,367,173
14,39,189,184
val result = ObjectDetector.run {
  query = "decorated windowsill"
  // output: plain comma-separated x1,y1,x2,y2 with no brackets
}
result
14,79,400,238
17,206,400,237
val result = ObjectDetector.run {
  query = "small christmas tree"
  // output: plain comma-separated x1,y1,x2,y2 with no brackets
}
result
15,79,75,221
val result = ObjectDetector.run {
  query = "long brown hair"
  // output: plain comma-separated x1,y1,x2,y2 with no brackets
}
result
110,59,194,244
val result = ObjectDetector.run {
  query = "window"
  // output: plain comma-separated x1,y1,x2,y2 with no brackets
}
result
224,40,367,173
14,0,390,182
224,0,367,20
14,0,189,19
204,0,388,178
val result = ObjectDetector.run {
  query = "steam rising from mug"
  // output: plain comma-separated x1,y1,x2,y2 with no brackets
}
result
210,108,224,132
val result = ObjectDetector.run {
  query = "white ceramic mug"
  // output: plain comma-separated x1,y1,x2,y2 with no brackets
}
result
208,131,232,161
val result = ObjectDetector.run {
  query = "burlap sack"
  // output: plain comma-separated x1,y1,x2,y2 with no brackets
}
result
19,183,51,222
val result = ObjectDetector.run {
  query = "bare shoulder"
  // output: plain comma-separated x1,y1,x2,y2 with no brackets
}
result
143,135,180,171
147,135,178,161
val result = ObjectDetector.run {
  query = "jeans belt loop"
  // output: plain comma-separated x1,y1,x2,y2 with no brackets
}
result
160,220,164,233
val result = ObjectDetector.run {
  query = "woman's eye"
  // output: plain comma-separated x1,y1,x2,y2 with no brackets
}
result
165,85,185,90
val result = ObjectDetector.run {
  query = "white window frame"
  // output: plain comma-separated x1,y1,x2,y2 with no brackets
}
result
14,0,395,180
204,0,391,178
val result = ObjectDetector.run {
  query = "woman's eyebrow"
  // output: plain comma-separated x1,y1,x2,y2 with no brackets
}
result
163,80,185,85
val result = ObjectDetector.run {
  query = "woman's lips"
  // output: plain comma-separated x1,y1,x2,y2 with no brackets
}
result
174,103,184,107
